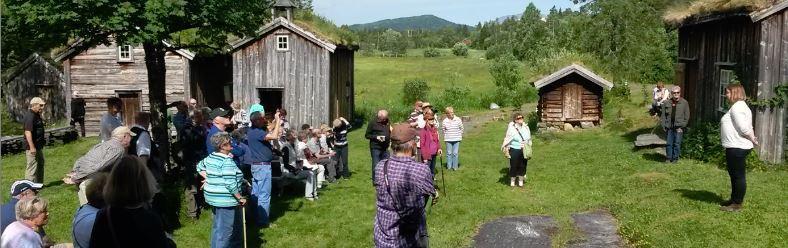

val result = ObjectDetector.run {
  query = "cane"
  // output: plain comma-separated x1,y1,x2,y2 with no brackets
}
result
242,204,247,248
439,156,447,198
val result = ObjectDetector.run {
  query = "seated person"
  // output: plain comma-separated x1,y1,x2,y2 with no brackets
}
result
72,172,109,248
307,130,338,183
280,131,317,200
297,130,326,188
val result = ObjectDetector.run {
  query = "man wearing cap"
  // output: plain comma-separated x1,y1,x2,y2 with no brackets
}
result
65,126,133,205
247,111,281,226
206,108,232,154
24,97,47,183
0,180,43,233
374,124,436,248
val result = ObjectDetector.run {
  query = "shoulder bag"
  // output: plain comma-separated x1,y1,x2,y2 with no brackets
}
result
514,126,532,159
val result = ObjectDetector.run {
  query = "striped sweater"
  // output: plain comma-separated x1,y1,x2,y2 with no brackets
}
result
197,152,243,207
441,116,464,142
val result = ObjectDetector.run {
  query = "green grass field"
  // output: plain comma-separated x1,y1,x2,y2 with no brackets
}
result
2,51,787,247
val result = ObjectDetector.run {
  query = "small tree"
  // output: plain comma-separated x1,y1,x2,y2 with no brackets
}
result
402,79,431,105
489,53,525,107
452,42,469,57
423,47,441,57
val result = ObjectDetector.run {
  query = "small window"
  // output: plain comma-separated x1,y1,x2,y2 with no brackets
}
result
118,45,133,62
718,69,734,111
276,35,289,51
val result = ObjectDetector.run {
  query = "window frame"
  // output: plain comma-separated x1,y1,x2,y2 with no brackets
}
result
117,45,134,63
276,35,290,51
717,65,736,112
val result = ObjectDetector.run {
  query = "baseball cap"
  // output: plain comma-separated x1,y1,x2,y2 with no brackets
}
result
209,107,230,120
30,97,46,106
10,180,43,196
390,123,418,144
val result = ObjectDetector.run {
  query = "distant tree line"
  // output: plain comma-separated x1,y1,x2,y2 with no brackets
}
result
355,26,472,56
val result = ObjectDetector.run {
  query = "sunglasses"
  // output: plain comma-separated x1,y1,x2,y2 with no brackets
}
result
515,116,524,120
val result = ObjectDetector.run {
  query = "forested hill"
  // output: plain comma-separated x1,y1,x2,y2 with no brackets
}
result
349,15,466,31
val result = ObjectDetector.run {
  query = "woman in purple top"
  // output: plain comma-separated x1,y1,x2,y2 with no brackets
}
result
419,111,442,176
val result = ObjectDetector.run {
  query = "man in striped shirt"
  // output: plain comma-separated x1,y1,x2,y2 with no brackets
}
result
197,132,246,248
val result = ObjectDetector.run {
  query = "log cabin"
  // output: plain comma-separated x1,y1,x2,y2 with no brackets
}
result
3,53,66,122
535,64,613,127
668,0,788,163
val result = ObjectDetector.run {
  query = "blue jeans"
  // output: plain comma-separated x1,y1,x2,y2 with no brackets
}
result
445,141,460,170
251,163,271,226
666,128,683,161
211,206,241,248
370,147,389,182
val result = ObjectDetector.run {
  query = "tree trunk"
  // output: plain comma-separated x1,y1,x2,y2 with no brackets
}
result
142,42,170,171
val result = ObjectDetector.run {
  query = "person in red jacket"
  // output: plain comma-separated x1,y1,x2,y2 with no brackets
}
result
419,111,442,177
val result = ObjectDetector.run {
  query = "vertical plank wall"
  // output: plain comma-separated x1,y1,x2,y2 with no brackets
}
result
756,11,787,163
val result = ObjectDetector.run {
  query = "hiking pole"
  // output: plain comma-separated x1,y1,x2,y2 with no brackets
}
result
439,156,447,198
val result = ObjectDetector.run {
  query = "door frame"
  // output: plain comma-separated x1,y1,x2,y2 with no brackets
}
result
115,90,142,126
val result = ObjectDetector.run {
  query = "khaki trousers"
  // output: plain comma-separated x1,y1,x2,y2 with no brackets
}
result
25,150,45,183
77,178,93,206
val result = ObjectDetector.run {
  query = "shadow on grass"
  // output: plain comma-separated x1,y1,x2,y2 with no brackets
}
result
642,153,666,162
622,125,660,142
673,189,724,205
44,180,65,188
497,167,510,186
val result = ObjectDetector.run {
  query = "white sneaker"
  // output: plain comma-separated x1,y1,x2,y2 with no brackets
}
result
510,178,515,187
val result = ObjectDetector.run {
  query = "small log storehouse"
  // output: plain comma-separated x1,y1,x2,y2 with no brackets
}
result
535,64,613,126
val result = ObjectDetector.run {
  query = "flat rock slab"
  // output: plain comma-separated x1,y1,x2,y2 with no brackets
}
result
568,210,623,248
473,216,557,248
634,133,666,147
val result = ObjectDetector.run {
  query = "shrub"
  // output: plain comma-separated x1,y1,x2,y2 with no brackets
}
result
605,81,631,105
402,79,430,105
485,44,511,60
681,121,772,170
489,53,523,91
452,42,469,57
423,47,441,57
526,111,539,132
435,85,483,110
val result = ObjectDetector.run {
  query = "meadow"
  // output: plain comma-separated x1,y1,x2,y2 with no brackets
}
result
2,50,787,247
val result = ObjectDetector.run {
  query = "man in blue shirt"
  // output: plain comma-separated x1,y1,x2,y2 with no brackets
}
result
246,111,281,227
206,108,232,155
1,180,43,233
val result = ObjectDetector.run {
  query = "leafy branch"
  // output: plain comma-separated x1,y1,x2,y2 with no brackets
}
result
748,84,788,109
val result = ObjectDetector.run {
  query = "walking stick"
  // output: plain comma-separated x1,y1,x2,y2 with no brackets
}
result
439,156,447,198
242,204,247,248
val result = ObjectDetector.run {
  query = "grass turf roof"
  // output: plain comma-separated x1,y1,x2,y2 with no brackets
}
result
293,12,357,46
663,0,781,24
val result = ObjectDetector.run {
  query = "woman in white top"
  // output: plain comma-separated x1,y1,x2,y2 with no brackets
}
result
651,81,670,116
1,196,48,248
501,113,531,187
442,107,464,171
719,84,759,212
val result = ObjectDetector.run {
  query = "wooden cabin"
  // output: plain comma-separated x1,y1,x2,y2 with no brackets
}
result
535,64,613,126
3,53,66,122
672,1,788,163
230,15,355,127
54,40,195,135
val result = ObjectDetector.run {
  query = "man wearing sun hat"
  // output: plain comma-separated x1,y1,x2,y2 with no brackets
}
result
0,180,43,233
24,97,47,183
373,123,436,248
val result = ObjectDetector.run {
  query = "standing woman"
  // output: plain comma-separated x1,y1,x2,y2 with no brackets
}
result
442,107,464,171
720,84,758,212
419,111,442,176
501,113,531,187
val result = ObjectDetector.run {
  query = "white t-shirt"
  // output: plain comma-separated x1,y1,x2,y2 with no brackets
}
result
0,221,43,248
720,101,754,149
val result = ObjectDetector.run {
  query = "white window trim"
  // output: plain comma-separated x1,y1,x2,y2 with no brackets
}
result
276,35,289,51
718,69,734,112
117,45,134,63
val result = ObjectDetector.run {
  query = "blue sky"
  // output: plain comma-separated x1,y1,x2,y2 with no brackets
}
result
313,0,580,26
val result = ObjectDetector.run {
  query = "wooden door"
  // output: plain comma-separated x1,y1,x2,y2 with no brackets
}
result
118,92,141,126
562,83,583,120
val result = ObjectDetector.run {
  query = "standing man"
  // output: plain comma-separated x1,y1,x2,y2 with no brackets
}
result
206,108,232,154
660,86,690,163
246,111,281,227
373,124,436,248
365,109,391,182
71,92,87,137
332,117,352,179
189,98,198,113
99,97,123,142
24,97,46,183
182,110,208,219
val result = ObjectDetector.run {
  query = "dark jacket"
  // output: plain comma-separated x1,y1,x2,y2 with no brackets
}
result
660,98,690,129
365,119,391,150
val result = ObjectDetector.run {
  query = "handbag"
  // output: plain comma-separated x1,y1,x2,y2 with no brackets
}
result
514,126,532,159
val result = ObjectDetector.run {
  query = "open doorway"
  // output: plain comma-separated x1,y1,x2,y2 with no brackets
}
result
257,88,284,117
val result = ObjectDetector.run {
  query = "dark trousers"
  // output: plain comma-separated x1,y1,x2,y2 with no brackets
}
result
666,128,683,161
317,158,338,181
425,154,437,177
726,148,750,204
508,148,527,177
70,117,85,137
334,145,350,178
370,147,389,182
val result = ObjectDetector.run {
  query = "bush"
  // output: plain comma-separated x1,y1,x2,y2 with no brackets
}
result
485,44,511,60
452,42,469,57
402,79,431,105
681,121,772,170
435,85,483,110
605,81,631,105
423,47,441,57
489,53,523,90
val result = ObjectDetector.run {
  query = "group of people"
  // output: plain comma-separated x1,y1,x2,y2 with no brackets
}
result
651,83,759,212
367,100,466,247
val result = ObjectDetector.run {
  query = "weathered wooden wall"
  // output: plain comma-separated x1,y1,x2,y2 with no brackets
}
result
64,43,190,136
755,11,788,163
329,47,355,120
232,27,332,127
538,74,603,125
4,54,66,122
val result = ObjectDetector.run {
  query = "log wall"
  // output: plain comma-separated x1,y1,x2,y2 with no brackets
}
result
538,74,604,125
4,54,66,122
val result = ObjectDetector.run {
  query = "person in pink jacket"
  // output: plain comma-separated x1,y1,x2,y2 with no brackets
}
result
419,111,442,177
